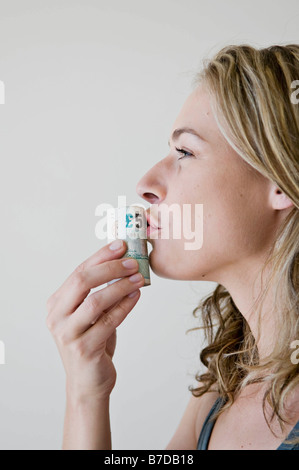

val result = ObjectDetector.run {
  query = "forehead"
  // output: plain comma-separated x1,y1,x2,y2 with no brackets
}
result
171,85,219,142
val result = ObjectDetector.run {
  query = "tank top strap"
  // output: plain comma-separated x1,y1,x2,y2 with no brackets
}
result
196,396,226,450
277,420,299,450
196,396,299,450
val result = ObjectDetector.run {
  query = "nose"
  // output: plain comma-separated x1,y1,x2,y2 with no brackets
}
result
136,161,167,205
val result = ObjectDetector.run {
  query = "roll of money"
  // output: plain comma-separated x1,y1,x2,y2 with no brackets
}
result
107,205,151,287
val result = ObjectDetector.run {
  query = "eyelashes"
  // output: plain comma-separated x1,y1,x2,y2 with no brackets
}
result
175,147,194,160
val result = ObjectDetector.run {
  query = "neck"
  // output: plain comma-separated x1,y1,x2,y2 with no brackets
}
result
219,252,277,360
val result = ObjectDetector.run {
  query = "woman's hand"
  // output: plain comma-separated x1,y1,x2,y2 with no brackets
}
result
46,239,144,401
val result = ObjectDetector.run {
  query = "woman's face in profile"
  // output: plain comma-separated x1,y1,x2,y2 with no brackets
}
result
136,85,275,284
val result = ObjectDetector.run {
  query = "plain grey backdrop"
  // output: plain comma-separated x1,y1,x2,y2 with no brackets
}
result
0,0,298,450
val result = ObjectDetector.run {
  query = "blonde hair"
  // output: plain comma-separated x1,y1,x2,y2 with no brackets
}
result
188,44,299,443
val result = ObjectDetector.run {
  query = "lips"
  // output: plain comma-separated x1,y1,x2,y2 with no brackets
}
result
146,211,161,229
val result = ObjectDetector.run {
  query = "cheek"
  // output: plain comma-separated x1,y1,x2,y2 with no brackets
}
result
202,178,271,261
147,167,271,280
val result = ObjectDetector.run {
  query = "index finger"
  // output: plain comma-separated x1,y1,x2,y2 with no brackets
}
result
76,239,127,271
48,240,127,314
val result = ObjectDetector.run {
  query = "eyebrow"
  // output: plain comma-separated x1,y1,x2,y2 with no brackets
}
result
168,127,206,146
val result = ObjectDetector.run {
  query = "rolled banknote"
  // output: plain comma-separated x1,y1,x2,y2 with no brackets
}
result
107,205,151,287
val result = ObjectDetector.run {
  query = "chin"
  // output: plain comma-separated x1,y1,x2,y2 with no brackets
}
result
148,250,171,279
148,251,185,280
148,244,222,282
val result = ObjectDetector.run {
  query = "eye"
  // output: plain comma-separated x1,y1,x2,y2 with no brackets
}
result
175,147,194,160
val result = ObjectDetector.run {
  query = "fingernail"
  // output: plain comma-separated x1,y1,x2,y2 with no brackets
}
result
129,273,143,283
109,239,123,251
128,290,139,298
122,259,138,269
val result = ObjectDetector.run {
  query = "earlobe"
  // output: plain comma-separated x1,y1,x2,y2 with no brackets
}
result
271,186,294,211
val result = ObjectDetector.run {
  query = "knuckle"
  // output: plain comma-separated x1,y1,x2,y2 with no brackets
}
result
46,314,56,332
118,279,131,297
74,261,86,274
56,329,71,346
104,260,117,278
70,271,86,290
116,301,128,318
101,312,116,328
84,294,101,314
70,338,86,358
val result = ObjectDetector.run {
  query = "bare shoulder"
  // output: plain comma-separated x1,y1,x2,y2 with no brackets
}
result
165,386,219,450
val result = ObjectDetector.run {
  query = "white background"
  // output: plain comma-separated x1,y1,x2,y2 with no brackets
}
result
0,0,298,450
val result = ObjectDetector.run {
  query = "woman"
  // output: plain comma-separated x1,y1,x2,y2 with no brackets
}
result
46,44,299,450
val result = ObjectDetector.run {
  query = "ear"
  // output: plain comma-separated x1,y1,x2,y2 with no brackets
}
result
269,184,294,211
